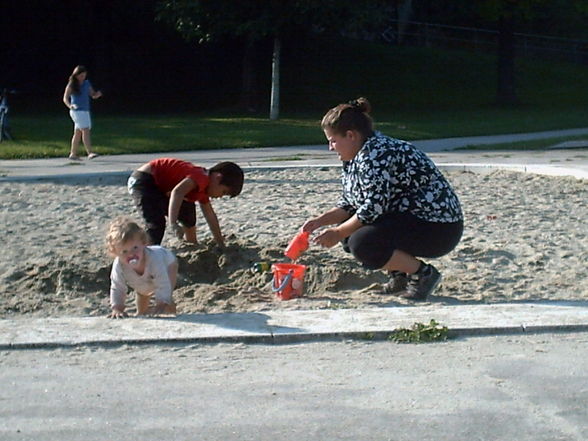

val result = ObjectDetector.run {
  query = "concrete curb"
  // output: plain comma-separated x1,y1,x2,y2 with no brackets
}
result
2,303,588,349
5,326,588,350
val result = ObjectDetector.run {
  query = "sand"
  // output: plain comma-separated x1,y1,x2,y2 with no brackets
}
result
0,167,586,317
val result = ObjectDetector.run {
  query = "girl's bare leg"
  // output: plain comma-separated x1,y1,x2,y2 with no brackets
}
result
70,130,82,157
80,128,94,155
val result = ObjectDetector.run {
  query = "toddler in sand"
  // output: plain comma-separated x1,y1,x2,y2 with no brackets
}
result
105,216,178,318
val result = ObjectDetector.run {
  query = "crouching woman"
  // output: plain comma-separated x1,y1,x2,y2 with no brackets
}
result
302,98,463,300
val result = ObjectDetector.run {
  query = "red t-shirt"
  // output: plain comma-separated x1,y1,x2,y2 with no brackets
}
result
149,158,210,204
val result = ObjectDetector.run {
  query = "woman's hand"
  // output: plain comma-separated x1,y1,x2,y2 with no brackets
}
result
313,227,344,248
302,207,351,234
302,218,322,233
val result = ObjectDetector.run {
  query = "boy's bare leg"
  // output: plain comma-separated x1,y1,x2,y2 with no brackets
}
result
135,293,151,316
183,226,197,243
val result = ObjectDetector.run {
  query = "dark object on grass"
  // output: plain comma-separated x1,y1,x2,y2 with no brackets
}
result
0,88,16,142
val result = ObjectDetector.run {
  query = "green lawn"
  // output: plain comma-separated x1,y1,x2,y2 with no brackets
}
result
2,39,588,159
2,108,587,159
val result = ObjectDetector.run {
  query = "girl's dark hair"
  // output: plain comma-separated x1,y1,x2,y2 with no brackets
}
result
209,161,244,197
320,97,374,138
68,65,87,94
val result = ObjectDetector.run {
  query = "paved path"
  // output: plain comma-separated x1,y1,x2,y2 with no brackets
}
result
0,128,587,348
2,333,587,441
1,127,588,181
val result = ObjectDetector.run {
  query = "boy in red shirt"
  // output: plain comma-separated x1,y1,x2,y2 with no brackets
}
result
127,158,244,247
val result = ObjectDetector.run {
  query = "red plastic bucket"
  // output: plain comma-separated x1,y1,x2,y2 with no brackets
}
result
271,263,306,300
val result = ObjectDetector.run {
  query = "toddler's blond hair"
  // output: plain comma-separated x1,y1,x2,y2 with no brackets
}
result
105,216,148,257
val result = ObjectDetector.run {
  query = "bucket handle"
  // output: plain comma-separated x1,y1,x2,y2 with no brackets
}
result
272,269,294,293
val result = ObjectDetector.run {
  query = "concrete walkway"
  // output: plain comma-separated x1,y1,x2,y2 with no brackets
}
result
1,127,588,181
1,129,587,348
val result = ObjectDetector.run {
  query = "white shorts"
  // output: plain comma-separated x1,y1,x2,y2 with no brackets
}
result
69,109,92,130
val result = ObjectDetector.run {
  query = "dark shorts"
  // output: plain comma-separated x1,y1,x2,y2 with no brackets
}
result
344,212,463,270
127,170,196,245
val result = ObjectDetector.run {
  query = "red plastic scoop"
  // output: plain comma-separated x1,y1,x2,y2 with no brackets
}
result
284,231,309,261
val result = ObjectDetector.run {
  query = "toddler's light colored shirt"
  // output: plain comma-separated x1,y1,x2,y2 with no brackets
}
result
109,245,176,308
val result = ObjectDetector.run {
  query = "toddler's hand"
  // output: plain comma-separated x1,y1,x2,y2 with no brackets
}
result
108,308,128,319
149,301,176,316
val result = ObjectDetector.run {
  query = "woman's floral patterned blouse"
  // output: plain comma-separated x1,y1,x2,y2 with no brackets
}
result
337,132,463,224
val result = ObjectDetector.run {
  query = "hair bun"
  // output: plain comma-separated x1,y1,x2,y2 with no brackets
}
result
348,97,371,114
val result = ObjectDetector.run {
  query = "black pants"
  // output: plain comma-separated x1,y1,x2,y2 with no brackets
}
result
344,212,463,270
127,171,196,245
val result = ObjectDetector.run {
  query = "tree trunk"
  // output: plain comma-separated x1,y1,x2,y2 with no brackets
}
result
496,13,518,106
269,36,280,121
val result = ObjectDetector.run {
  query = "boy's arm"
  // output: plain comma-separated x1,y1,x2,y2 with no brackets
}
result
200,202,225,248
168,177,196,225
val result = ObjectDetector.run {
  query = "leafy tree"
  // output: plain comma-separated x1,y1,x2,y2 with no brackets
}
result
157,0,390,119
